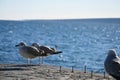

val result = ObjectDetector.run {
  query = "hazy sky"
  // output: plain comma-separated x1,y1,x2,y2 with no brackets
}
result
0,0,120,20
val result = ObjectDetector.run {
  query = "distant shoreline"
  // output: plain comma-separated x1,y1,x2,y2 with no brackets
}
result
0,18,120,21
0,18,120,25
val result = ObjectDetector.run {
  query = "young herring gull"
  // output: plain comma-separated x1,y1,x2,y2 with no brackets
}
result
15,42,40,64
31,43,62,64
104,49,120,80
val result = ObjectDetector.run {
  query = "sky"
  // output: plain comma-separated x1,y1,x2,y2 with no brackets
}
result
0,0,120,20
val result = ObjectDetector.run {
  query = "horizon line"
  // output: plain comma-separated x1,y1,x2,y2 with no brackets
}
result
0,17,120,21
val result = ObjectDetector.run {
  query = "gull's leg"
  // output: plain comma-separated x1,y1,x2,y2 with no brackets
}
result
39,57,41,64
30,59,32,64
27,58,32,65
27,58,29,64
42,56,43,64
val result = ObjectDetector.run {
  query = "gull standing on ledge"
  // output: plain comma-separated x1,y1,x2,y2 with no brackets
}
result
104,49,120,80
32,43,62,64
15,42,40,64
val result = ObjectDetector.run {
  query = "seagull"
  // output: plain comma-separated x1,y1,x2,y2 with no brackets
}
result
15,42,40,64
104,49,120,80
31,43,62,64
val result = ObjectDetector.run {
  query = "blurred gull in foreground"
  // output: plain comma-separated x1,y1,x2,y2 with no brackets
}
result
32,43,62,64
15,42,40,64
104,49,120,80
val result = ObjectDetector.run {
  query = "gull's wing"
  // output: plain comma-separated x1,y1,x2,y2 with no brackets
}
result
110,58,120,76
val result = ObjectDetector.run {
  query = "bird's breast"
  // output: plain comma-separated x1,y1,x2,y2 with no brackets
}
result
19,48,36,59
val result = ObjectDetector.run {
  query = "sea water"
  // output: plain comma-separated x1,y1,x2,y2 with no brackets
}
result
0,19,120,73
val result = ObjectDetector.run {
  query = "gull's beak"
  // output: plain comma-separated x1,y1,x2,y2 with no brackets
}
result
15,44,19,47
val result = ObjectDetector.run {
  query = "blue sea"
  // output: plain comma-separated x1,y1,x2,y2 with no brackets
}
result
0,18,120,73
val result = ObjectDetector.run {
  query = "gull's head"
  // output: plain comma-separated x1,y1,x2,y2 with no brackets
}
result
107,49,117,58
31,43,40,48
15,42,26,47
